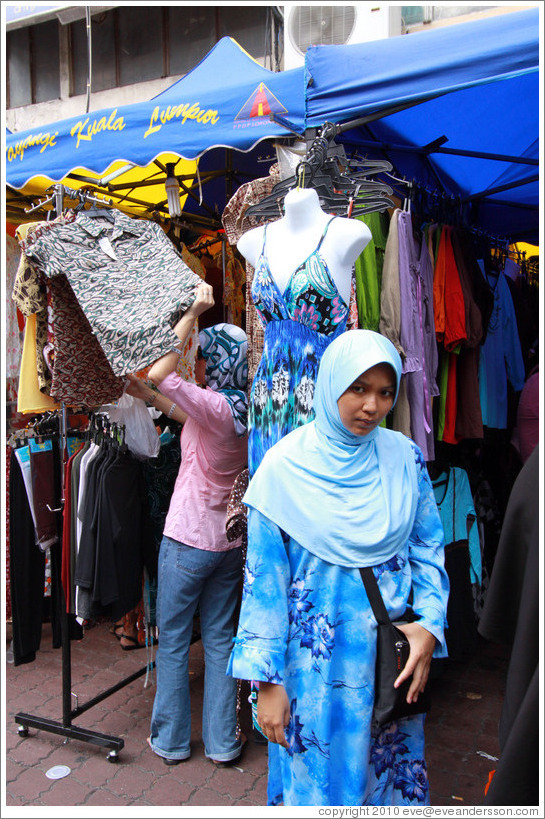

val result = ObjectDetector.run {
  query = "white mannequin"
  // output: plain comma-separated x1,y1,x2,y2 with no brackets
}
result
237,187,371,307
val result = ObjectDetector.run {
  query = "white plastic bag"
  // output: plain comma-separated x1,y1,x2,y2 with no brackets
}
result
104,390,160,460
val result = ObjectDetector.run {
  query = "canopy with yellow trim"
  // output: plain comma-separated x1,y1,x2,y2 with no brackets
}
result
5,37,305,228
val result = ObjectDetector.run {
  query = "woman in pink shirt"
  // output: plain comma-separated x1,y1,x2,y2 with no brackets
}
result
127,282,248,766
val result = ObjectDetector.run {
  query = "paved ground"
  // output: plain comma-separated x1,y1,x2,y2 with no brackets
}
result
3,620,508,811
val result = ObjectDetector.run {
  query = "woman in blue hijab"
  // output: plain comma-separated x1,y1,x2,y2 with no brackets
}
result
229,329,449,807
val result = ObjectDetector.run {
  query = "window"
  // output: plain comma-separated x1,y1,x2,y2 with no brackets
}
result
168,7,216,76
6,20,60,107
7,6,273,109
401,6,498,27
71,10,116,95
218,6,269,60
118,7,164,86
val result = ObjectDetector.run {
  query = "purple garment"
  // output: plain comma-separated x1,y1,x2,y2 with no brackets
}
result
397,212,439,461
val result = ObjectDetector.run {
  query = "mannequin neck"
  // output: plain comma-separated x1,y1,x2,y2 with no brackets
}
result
282,187,328,229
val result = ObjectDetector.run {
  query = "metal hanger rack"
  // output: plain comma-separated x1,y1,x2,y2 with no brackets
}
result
244,122,399,223
13,188,154,762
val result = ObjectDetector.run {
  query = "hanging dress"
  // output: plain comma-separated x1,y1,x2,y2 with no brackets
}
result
248,217,349,475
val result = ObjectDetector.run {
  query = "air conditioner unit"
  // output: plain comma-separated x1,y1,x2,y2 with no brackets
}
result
284,4,402,70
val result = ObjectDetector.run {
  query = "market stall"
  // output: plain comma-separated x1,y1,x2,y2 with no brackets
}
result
4,7,540,771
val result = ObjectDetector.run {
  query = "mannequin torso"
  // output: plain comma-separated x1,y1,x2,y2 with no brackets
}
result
237,188,371,307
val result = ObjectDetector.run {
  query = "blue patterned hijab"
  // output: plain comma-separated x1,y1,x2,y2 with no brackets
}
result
243,330,418,568
199,323,248,436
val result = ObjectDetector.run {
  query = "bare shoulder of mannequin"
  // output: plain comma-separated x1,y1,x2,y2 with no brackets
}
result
325,216,372,269
237,225,266,269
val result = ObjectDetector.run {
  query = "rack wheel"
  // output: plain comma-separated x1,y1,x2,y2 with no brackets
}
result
17,726,29,738
107,750,119,763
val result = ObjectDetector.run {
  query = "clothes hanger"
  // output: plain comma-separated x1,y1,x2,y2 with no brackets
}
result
81,204,115,223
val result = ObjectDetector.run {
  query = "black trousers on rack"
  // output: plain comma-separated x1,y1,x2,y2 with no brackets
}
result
9,447,82,666
9,450,46,666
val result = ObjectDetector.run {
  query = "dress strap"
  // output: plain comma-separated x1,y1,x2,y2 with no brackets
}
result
261,224,269,257
316,216,337,251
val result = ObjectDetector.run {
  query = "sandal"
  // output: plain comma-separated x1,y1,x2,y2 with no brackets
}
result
210,733,247,767
120,633,144,651
109,621,124,641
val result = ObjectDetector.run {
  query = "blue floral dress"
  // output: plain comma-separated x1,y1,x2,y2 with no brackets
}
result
249,217,348,475
229,442,449,806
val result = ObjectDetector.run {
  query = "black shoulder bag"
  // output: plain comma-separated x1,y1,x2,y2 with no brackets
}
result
360,567,431,726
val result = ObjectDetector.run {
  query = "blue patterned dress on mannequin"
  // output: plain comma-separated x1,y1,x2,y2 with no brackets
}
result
248,216,349,476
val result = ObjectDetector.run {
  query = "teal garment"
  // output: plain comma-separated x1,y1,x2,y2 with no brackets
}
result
229,441,448,807
248,218,349,474
354,211,390,331
433,467,481,585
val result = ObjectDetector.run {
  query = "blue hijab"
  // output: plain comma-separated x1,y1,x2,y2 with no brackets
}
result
243,330,418,568
199,323,248,437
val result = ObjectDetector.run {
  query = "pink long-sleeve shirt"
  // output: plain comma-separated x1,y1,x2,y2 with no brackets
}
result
159,372,247,551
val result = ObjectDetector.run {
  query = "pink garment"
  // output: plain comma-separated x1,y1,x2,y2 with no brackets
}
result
159,372,248,552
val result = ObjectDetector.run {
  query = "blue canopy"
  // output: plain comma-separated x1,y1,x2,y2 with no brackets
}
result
5,10,540,241
304,7,540,242
5,37,305,190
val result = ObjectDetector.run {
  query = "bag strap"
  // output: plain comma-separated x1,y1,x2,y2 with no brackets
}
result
359,567,391,626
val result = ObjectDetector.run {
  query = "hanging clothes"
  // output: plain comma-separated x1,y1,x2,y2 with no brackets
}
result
379,209,412,435
73,438,152,623
19,209,202,376
397,211,439,461
433,226,467,352
478,269,525,429
6,233,23,381
354,210,389,332
8,448,46,666
17,315,61,415
61,441,87,612
29,437,60,550
48,273,125,406
13,221,52,394
432,466,482,659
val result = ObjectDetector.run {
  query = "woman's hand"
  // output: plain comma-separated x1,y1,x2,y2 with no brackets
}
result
256,682,290,749
179,281,214,327
125,373,153,403
393,622,436,704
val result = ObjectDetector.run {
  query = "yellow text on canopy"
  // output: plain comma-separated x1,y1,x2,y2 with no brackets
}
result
144,102,220,138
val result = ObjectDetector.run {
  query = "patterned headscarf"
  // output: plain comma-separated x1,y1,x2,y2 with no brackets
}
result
199,323,248,436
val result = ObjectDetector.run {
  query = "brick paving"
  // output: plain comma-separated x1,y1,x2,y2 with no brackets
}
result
4,620,508,810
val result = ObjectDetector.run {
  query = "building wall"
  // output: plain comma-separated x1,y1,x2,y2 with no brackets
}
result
6,4,277,132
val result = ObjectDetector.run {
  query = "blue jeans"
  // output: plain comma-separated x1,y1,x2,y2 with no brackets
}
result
149,536,243,762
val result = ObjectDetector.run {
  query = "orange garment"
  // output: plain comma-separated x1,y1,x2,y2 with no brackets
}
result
433,226,467,351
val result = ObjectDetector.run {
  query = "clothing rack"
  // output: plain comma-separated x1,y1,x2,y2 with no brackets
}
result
23,183,113,216
13,192,154,761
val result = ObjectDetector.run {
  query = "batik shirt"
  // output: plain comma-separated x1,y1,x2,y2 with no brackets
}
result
20,210,202,376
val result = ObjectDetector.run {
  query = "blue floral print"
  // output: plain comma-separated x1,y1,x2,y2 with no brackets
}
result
286,699,307,756
393,759,429,802
288,578,314,624
370,723,410,777
229,443,449,806
299,613,335,659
